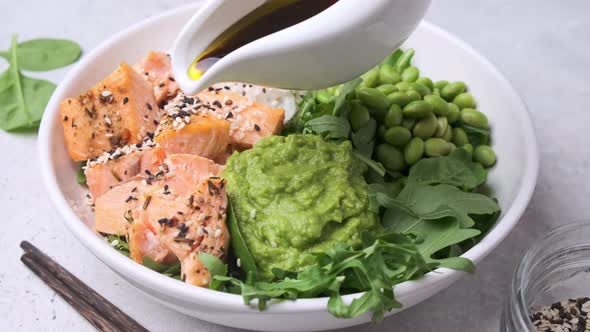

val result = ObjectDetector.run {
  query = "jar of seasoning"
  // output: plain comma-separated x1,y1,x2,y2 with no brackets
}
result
501,221,590,331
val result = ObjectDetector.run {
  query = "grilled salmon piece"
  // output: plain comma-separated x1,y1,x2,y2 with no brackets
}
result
129,217,177,264
196,90,285,148
60,63,159,161
133,51,180,106
85,145,165,198
164,154,224,197
157,178,229,287
154,111,230,159
94,179,145,235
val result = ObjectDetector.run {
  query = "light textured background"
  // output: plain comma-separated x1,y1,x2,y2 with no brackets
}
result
1,1,589,331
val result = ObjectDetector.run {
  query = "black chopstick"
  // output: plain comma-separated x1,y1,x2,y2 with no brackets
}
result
20,241,148,332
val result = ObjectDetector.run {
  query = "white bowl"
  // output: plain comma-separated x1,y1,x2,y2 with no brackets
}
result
38,4,539,332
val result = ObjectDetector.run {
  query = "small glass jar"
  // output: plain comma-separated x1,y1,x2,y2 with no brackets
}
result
501,221,590,331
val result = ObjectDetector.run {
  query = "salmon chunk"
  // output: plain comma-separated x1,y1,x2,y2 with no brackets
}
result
134,52,180,106
157,178,229,286
85,144,165,198
94,179,144,235
196,90,285,148
129,218,177,265
155,107,230,159
60,63,159,161
164,154,224,197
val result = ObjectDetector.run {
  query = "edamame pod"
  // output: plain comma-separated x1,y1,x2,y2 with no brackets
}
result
425,138,451,157
357,87,390,110
423,95,449,117
376,144,405,171
404,137,424,165
402,118,416,130
441,81,467,101
385,104,403,127
384,126,412,147
460,108,489,128
403,100,434,118
395,82,412,91
413,113,438,139
379,64,402,85
409,82,431,97
453,92,476,109
349,103,370,131
435,116,448,137
474,145,497,167
376,84,398,95
416,77,434,90
387,91,410,107
405,90,422,103
361,67,380,88
401,66,420,82
434,80,449,89
452,127,469,146
446,103,461,124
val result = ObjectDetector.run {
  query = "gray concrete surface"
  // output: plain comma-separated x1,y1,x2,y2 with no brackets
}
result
1,1,589,331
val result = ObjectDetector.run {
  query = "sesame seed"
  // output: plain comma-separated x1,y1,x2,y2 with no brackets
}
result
236,258,241,267
110,239,119,246
101,90,112,97
214,229,222,238
197,227,204,236
104,116,112,126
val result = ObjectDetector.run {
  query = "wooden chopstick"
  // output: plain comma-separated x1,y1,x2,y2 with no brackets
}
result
20,241,149,332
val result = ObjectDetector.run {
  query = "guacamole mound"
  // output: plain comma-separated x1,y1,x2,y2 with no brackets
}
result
223,134,380,280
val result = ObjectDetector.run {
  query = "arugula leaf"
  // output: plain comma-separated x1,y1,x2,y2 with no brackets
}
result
353,150,385,177
331,78,362,117
215,232,430,321
142,257,182,279
0,38,81,71
0,35,56,131
304,115,350,139
104,234,130,257
407,148,486,190
461,124,491,147
76,162,87,185
382,183,500,230
227,201,259,281
351,118,376,157
199,252,228,290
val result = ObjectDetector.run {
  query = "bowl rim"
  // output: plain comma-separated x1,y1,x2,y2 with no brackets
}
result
38,3,539,314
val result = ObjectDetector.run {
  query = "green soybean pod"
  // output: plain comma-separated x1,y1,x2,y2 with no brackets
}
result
474,145,497,167
409,82,432,97
395,49,415,72
442,125,453,142
460,108,489,128
384,126,412,147
435,116,448,137
446,103,461,124
448,142,457,152
361,67,380,88
401,66,420,82
433,88,441,96
376,84,398,95
404,137,425,165
349,103,371,131
452,127,470,146
434,80,449,89
316,90,332,104
387,91,410,107
441,81,467,101
385,104,403,127
357,87,391,110
412,113,438,139
395,81,412,92
416,77,434,90
379,64,402,85
453,92,477,109
405,90,422,103
403,100,434,118
425,138,451,157
402,117,416,130
423,95,449,117
462,143,474,155
378,125,387,140
376,144,406,172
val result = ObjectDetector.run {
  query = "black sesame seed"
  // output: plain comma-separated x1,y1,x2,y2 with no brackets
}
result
168,77,175,81
254,124,261,131
146,103,152,111
123,97,129,104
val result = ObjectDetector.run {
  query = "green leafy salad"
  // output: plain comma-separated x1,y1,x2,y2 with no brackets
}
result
104,48,501,321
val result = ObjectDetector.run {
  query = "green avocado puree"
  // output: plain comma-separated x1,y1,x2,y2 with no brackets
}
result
223,134,380,280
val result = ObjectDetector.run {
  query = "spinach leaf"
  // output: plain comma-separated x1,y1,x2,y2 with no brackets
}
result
407,148,487,190
461,124,491,147
382,183,500,230
0,36,56,131
227,200,259,281
304,115,350,139
351,118,376,157
104,234,130,257
0,38,81,71
198,252,228,290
